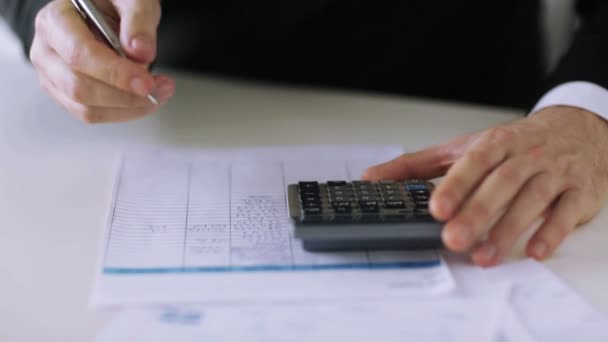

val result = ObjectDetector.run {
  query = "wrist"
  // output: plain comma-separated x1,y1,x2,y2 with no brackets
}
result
531,105,608,138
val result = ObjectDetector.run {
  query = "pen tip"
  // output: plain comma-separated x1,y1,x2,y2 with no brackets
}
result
147,94,159,105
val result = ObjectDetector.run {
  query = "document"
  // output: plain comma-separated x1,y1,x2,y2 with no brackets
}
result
482,259,608,342
95,292,507,342
91,146,454,307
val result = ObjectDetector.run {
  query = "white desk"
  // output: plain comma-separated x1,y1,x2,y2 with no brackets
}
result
1,57,607,342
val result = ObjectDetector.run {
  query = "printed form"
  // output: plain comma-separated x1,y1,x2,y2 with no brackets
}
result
91,146,453,307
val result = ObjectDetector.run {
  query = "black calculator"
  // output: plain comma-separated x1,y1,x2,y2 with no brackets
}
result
287,180,443,251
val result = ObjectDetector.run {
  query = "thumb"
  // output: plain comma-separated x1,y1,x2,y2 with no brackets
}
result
112,0,161,64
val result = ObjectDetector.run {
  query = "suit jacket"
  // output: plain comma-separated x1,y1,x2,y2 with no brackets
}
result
1,1,607,109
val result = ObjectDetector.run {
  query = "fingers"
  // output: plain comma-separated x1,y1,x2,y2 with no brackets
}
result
111,0,161,63
361,144,459,181
41,48,155,108
525,190,584,260
36,47,175,123
431,127,514,221
471,173,565,266
35,1,156,96
441,147,546,252
41,75,156,124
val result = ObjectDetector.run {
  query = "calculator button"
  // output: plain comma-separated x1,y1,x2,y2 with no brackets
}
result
384,200,405,209
299,181,319,189
327,181,348,187
333,204,353,214
302,202,321,209
303,207,322,214
356,190,379,196
301,197,321,204
333,185,353,190
332,200,352,207
379,181,399,189
407,185,429,191
300,191,320,198
331,196,354,202
381,189,400,196
385,196,404,201
413,195,430,202
415,201,429,209
354,183,375,189
358,195,381,201
330,190,354,197
359,201,379,212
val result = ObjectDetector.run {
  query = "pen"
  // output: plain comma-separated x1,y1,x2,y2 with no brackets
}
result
70,0,159,105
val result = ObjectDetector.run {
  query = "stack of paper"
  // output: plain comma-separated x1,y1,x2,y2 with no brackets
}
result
91,145,608,341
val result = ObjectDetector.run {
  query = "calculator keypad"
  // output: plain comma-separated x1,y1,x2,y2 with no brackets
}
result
291,180,436,224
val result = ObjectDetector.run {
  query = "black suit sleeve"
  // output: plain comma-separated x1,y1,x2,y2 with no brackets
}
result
0,0,51,57
545,0,608,92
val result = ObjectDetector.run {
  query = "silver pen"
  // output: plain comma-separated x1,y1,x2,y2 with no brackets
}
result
70,0,159,105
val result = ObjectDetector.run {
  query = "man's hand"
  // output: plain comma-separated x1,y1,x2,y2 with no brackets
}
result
363,106,608,266
30,0,175,123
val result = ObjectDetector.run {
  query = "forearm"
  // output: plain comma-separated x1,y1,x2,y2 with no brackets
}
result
0,0,51,56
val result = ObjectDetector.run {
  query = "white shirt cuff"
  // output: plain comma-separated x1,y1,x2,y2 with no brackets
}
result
531,81,608,121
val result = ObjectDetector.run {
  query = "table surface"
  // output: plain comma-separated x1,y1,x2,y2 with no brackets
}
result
1,57,607,342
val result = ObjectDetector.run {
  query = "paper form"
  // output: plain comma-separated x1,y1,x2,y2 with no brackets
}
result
95,291,507,342
482,259,608,342
91,146,453,307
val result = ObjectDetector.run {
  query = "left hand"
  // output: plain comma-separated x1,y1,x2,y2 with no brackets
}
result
362,106,608,266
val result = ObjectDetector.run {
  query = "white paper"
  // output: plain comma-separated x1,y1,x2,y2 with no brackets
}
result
91,146,454,307
95,290,507,342
482,259,608,342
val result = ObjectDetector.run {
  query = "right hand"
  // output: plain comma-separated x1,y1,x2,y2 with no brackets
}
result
30,0,175,123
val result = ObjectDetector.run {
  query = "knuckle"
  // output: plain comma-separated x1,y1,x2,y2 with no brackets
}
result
64,75,88,103
107,60,123,87
497,164,521,185
469,200,491,221
65,44,91,69
486,127,515,144
464,150,491,169
526,145,546,161
29,42,42,67
34,9,46,36
34,1,56,30
530,180,554,202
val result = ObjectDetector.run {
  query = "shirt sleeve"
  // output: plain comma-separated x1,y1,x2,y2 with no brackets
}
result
531,82,608,121
0,0,51,57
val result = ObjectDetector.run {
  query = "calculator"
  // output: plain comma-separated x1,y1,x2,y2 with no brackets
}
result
287,180,443,251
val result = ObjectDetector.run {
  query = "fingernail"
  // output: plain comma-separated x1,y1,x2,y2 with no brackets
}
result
153,81,174,101
130,34,155,53
532,241,548,259
130,77,150,97
478,243,497,262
